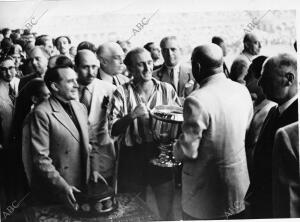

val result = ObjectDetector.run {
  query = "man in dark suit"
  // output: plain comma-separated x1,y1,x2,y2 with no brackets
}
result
272,122,299,218
245,53,298,218
18,46,50,91
153,36,197,99
25,65,101,209
173,43,253,220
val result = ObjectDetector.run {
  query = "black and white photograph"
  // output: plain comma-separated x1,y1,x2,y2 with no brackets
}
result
0,0,298,221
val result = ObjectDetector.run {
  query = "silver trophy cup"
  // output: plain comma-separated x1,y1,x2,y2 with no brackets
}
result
149,105,183,167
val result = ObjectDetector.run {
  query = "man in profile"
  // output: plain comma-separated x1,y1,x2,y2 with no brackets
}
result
246,53,298,218
230,32,261,83
174,43,253,220
26,65,101,209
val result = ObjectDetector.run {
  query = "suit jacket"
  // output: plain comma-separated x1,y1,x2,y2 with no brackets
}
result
24,97,91,203
82,79,116,178
152,63,197,97
0,81,14,149
246,99,298,215
272,122,300,218
173,73,253,219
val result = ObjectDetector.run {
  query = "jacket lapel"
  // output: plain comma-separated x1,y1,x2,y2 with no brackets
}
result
50,98,80,142
71,100,89,153
71,100,90,182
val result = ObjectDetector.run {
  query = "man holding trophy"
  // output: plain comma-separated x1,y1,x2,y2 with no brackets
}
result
108,47,180,220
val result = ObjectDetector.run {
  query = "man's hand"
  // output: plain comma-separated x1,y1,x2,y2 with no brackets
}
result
61,185,81,210
91,171,108,185
131,103,149,119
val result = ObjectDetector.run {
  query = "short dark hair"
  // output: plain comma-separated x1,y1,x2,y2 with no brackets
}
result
1,28,11,36
144,42,154,51
35,35,53,46
26,78,47,99
77,41,96,53
124,47,147,68
0,38,13,54
211,36,224,46
54,36,71,47
249,55,268,79
44,65,70,91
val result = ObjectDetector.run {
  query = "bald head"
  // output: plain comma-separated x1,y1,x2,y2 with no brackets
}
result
96,42,124,75
97,42,123,58
75,49,98,66
260,52,297,104
191,44,223,83
243,33,261,55
75,49,99,85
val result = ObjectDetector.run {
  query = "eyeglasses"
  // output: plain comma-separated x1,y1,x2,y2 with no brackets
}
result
0,66,15,72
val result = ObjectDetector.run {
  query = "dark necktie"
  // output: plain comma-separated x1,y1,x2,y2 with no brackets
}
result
80,87,91,113
8,84,15,104
169,68,176,90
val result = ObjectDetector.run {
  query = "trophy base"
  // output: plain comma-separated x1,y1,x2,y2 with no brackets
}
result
150,157,181,168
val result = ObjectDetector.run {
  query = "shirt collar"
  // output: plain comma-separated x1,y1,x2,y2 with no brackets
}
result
79,79,94,93
166,63,180,73
99,68,114,82
278,94,297,115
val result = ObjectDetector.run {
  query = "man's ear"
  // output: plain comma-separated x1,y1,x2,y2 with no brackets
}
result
285,72,295,85
31,95,38,105
50,82,59,92
99,56,106,65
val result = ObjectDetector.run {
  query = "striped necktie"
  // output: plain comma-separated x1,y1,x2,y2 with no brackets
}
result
80,86,91,113
8,84,16,104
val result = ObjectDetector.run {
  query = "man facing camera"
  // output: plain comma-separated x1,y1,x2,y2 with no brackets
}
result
75,49,116,181
96,42,129,86
153,36,197,98
173,43,253,220
26,65,101,209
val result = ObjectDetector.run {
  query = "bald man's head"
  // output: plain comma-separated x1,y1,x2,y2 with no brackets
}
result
96,42,124,75
243,33,261,55
75,49,99,85
191,44,223,83
259,52,297,104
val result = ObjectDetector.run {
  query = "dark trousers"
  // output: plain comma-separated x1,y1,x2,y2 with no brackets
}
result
117,143,175,220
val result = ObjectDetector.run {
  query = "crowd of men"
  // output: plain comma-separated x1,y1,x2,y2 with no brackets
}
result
0,27,298,220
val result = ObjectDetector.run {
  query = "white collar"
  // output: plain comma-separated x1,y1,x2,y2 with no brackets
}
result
79,79,94,92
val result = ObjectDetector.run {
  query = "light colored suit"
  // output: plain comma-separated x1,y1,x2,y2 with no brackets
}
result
272,121,300,218
152,63,197,97
174,73,253,219
81,78,116,178
25,97,91,202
